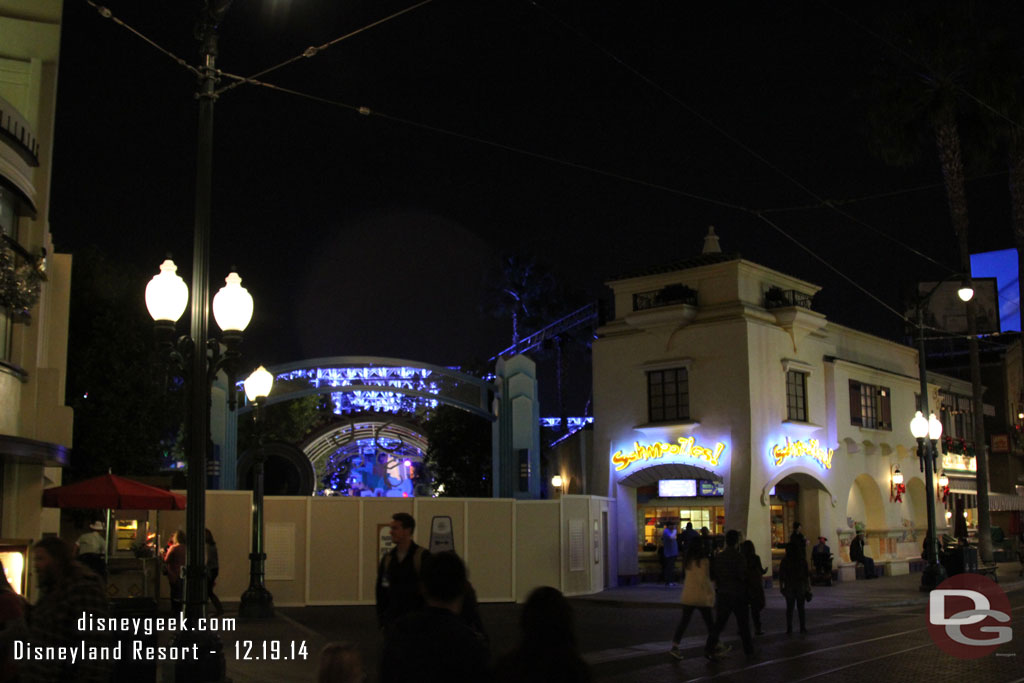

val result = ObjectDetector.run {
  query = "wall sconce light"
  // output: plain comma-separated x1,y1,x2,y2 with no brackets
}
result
890,465,905,503
551,474,567,495
937,471,949,504
945,510,952,522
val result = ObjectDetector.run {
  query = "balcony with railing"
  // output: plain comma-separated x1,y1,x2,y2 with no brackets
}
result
0,94,39,167
764,287,813,310
632,283,698,312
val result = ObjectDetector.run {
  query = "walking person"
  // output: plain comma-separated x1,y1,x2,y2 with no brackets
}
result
704,530,755,661
375,512,430,633
668,538,715,660
205,529,224,617
741,540,767,635
163,529,186,615
779,540,811,634
661,522,679,585
679,522,699,558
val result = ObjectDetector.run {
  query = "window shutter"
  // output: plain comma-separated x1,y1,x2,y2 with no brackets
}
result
879,387,892,430
849,381,862,426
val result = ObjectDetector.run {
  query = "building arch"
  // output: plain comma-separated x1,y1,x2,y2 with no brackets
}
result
846,473,886,530
221,356,498,490
619,462,723,488
903,475,928,533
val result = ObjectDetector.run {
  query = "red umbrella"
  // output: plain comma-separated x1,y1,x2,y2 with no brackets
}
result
42,473,186,510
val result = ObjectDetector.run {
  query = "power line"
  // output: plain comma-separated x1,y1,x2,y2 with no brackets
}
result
84,1,200,77
214,71,757,213
214,0,436,97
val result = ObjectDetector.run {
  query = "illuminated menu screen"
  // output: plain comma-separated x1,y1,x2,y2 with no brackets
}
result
659,479,697,497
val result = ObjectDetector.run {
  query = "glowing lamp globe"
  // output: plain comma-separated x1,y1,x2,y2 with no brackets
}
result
909,411,928,439
551,475,563,489
212,272,253,332
892,467,904,486
145,259,188,322
938,472,949,488
957,282,974,302
928,413,942,440
244,366,274,403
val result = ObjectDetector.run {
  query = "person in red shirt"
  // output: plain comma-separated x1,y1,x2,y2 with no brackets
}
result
163,530,187,615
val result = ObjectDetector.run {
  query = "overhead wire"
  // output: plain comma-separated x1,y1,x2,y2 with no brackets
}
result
84,0,1015,337
214,0,436,97
525,0,990,325
84,1,200,77
210,72,756,213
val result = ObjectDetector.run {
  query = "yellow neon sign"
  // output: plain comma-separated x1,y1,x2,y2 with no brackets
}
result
612,437,726,472
771,437,833,470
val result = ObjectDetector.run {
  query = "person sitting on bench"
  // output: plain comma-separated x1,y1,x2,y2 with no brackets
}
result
811,536,832,576
850,529,876,579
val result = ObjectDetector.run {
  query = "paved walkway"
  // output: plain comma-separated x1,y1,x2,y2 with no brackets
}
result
212,561,1024,682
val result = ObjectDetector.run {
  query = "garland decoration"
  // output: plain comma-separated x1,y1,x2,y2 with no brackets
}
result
0,235,45,322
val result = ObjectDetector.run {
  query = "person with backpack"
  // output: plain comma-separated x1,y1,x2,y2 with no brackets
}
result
375,512,430,633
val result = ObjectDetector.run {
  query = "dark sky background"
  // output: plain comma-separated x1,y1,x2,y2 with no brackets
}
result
50,0,1019,414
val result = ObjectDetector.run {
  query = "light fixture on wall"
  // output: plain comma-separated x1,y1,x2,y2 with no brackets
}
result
890,465,905,503
937,471,950,504
551,474,567,495
945,510,952,522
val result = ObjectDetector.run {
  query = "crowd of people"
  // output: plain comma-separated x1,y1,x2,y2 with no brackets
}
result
666,522,814,662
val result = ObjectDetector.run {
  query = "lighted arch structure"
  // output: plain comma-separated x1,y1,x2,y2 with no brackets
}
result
221,356,497,491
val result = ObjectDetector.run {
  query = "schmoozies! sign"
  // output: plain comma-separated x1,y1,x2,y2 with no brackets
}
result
612,437,726,472
770,437,833,470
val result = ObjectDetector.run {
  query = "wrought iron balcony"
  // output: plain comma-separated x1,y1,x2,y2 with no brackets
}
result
633,284,698,311
764,287,813,310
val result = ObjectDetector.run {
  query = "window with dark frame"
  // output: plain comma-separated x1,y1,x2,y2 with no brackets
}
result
848,380,892,430
647,368,689,423
786,370,808,422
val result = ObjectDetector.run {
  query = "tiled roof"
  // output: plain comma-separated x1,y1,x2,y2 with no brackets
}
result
610,252,741,281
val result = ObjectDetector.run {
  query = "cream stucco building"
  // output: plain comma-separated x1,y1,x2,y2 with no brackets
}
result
0,0,71,593
592,230,968,583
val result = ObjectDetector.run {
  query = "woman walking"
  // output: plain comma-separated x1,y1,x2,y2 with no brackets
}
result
778,540,810,634
741,540,767,635
668,537,715,660
205,529,224,616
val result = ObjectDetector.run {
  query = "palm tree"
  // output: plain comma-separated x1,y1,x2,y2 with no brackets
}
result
482,251,557,348
865,1,994,562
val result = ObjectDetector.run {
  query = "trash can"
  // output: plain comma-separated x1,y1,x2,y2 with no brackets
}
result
108,597,157,683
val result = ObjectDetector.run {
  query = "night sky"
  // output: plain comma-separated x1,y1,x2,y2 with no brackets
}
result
50,0,1019,413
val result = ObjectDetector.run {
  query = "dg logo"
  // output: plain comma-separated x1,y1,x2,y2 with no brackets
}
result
928,573,1013,658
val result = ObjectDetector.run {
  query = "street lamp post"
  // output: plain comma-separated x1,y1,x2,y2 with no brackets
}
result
910,277,973,592
239,366,274,618
146,260,254,680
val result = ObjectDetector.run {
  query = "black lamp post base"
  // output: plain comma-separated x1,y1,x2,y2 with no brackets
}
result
239,585,274,618
171,629,226,682
919,562,948,592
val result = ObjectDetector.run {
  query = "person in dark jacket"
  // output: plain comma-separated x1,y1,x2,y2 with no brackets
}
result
740,540,767,635
704,530,754,661
380,552,488,683
849,529,876,579
494,586,591,683
779,540,811,633
375,512,430,632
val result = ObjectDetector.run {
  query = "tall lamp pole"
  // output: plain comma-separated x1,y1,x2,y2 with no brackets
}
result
911,277,974,592
239,366,275,618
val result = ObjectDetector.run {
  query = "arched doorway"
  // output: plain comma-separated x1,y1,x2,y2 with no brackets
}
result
620,463,724,581
766,472,833,549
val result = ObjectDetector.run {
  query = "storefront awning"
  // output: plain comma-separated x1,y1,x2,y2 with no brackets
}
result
989,493,1024,512
947,476,976,494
